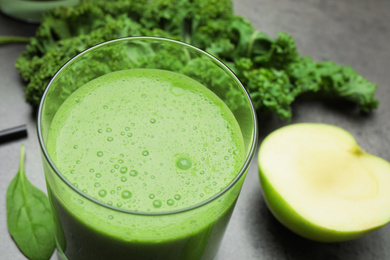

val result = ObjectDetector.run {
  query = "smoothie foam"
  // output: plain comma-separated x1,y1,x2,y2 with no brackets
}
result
47,68,245,213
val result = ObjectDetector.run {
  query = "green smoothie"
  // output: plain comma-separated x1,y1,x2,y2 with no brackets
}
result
45,69,246,259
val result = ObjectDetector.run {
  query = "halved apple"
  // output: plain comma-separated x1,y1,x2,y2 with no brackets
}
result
258,123,390,242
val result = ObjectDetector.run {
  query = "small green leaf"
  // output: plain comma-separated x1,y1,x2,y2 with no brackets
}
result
6,144,56,260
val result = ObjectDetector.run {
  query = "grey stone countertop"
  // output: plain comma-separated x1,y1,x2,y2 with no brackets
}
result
0,0,389,259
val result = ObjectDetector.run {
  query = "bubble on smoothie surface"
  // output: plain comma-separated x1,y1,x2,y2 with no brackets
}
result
120,166,128,174
153,200,162,208
121,190,132,199
170,86,185,96
176,157,192,170
98,189,107,197
129,170,138,177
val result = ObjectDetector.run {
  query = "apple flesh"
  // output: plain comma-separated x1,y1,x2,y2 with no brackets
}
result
258,123,390,242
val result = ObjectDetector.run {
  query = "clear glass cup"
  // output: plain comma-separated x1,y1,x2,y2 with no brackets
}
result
38,37,258,260
0,0,79,23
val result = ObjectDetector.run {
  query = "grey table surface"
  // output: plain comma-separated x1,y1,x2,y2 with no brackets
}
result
1,0,390,259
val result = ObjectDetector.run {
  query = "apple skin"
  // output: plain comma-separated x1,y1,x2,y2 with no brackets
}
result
258,123,389,242
259,169,383,242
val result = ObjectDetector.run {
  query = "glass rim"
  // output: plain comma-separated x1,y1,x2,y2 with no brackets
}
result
37,36,258,216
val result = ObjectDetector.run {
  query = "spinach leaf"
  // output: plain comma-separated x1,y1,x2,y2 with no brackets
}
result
6,144,56,260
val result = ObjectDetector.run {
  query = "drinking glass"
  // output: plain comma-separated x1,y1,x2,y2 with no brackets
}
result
38,37,258,260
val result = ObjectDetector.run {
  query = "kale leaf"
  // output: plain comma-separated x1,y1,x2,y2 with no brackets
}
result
13,0,378,120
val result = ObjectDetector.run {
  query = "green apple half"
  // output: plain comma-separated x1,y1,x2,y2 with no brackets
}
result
258,123,390,242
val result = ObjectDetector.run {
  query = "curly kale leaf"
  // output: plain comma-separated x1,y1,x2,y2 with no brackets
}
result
244,68,295,121
13,0,379,121
287,57,379,112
